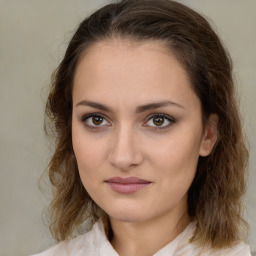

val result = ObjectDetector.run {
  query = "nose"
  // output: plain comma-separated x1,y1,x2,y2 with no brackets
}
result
109,125,143,171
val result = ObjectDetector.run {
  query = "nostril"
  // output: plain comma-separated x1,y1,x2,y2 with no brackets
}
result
109,129,143,169
109,146,143,170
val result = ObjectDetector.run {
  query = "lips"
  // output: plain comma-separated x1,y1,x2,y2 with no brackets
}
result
105,176,152,194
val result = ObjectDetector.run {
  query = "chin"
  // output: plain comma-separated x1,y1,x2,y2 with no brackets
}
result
109,214,146,223
106,207,149,223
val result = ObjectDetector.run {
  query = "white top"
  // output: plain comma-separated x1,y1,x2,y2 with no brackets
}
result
31,221,251,256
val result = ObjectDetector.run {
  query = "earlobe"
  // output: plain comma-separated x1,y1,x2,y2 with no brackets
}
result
199,114,219,157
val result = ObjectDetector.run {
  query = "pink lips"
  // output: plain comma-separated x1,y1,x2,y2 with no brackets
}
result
105,177,151,194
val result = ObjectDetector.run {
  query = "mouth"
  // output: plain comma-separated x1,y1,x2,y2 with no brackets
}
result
105,176,152,194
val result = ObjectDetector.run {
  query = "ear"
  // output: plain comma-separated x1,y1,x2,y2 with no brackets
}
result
199,114,219,157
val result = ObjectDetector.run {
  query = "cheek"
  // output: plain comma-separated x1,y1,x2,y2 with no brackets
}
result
148,131,201,169
72,134,109,204
145,128,201,195
72,125,108,181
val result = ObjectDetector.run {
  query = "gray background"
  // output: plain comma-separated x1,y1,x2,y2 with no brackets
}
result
0,1,255,255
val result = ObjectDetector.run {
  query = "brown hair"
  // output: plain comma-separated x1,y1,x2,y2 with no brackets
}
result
45,0,249,249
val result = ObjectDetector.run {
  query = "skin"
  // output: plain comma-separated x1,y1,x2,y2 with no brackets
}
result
72,39,218,256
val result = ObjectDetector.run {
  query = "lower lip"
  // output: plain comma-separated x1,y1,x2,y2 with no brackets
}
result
106,182,151,194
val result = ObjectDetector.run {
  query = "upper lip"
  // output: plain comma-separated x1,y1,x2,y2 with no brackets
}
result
105,176,151,184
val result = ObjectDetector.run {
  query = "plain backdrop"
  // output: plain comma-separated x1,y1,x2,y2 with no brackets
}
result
0,1,255,255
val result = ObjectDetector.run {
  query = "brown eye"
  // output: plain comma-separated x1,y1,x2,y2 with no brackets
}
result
144,113,175,130
82,113,110,129
153,116,165,126
92,116,103,125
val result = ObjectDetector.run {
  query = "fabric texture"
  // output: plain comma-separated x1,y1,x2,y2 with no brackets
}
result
31,221,251,256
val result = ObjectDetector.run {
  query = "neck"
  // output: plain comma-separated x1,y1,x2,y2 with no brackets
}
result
109,208,191,256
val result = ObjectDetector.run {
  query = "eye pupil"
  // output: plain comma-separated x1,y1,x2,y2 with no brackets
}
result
153,117,164,126
92,116,103,125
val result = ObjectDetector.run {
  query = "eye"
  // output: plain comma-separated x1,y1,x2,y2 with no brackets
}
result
82,113,110,129
144,113,175,130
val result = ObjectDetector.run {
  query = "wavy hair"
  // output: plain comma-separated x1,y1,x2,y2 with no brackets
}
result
44,0,249,249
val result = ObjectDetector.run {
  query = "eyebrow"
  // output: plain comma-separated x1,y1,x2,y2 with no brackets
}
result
75,100,184,113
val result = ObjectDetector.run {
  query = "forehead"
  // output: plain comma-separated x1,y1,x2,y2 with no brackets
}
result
73,39,199,111
74,39,189,89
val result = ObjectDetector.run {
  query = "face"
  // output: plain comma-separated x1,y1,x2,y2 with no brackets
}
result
72,39,216,224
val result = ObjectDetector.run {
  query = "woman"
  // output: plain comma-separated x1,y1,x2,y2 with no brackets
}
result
33,0,251,255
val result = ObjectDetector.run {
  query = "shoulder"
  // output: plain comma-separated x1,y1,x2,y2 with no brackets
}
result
29,233,89,256
188,241,252,256
178,240,251,256
174,222,251,256
30,221,111,256
208,242,252,256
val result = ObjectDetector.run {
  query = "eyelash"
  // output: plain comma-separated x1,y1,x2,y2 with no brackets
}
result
145,113,175,130
81,113,110,131
81,113,176,131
